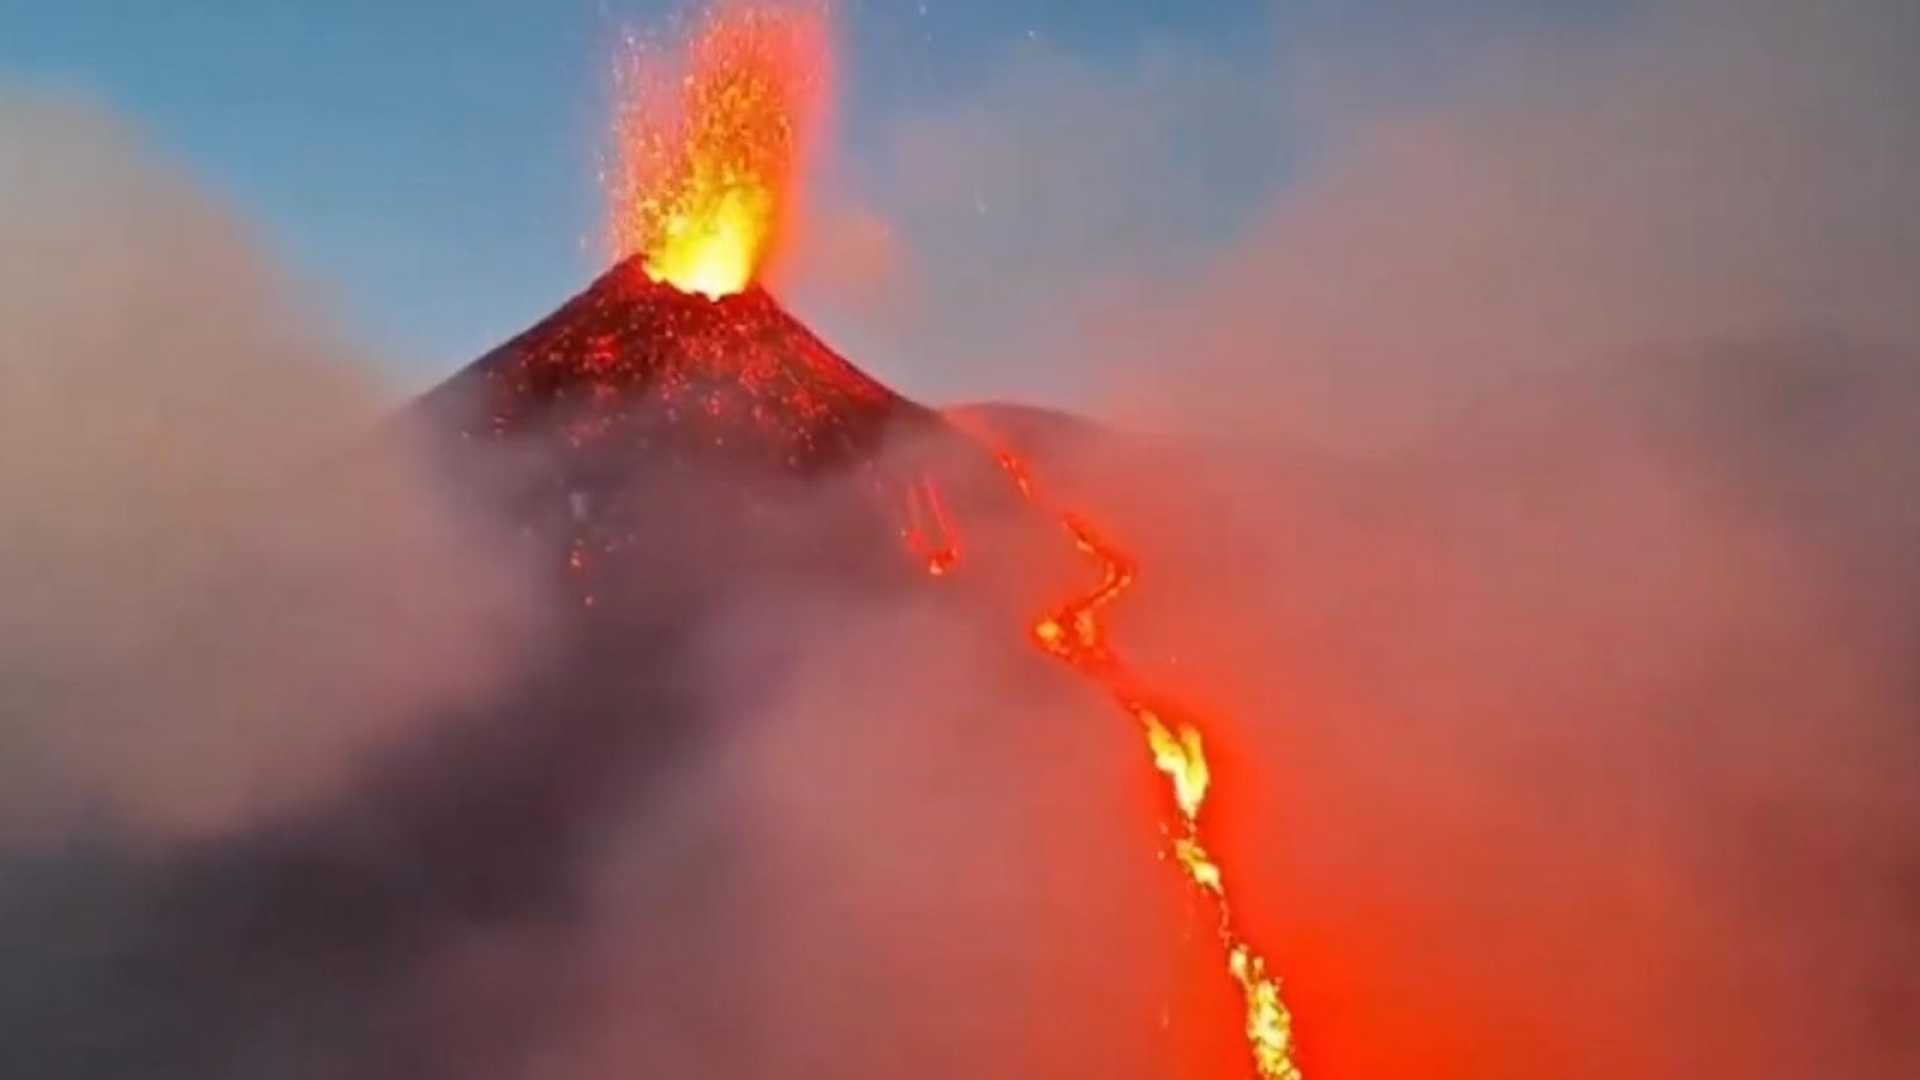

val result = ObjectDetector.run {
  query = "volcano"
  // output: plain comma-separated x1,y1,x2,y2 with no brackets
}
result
0,6,1304,1076
421,255,931,473
413,255,981,613
394,2,1307,1065
414,248,1300,1079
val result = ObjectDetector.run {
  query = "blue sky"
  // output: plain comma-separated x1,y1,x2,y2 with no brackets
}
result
0,1,1627,395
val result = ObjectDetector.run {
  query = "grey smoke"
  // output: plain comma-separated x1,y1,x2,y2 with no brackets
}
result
0,97,543,838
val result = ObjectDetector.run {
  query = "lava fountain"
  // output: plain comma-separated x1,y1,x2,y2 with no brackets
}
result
608,2,830,299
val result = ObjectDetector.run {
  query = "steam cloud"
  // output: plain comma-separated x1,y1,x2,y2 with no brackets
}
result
3,0,1917,1077
0,98,542,837
0,97,551,1073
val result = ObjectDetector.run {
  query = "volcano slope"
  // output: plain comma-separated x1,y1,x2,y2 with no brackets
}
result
418,255,960,589
0,260,1032,1079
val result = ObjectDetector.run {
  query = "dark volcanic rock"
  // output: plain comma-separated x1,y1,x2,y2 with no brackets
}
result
422,256,934,472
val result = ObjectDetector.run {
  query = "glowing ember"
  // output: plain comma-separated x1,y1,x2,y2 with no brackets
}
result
939,447,1305,1080
609,4,829,299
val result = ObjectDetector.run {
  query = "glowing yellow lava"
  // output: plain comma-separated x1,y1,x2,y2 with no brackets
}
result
644,175,777,299
610,4,826,298
1004,461,1304,1080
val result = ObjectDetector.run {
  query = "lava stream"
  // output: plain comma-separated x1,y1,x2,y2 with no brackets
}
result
901,474,963,577
965,450,1304,1080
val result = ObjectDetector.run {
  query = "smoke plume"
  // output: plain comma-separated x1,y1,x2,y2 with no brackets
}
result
0,97,543,838
0,95,556,1076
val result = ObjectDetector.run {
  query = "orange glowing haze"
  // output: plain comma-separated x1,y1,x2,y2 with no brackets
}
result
609,3,830,298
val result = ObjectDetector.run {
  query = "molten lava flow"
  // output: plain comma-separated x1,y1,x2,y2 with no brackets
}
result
942,450,1304,1080
609,4,828,299
1031,504,1302,1080
900,475,964,577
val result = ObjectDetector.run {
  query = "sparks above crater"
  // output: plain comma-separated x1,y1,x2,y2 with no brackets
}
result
608,3,829,299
